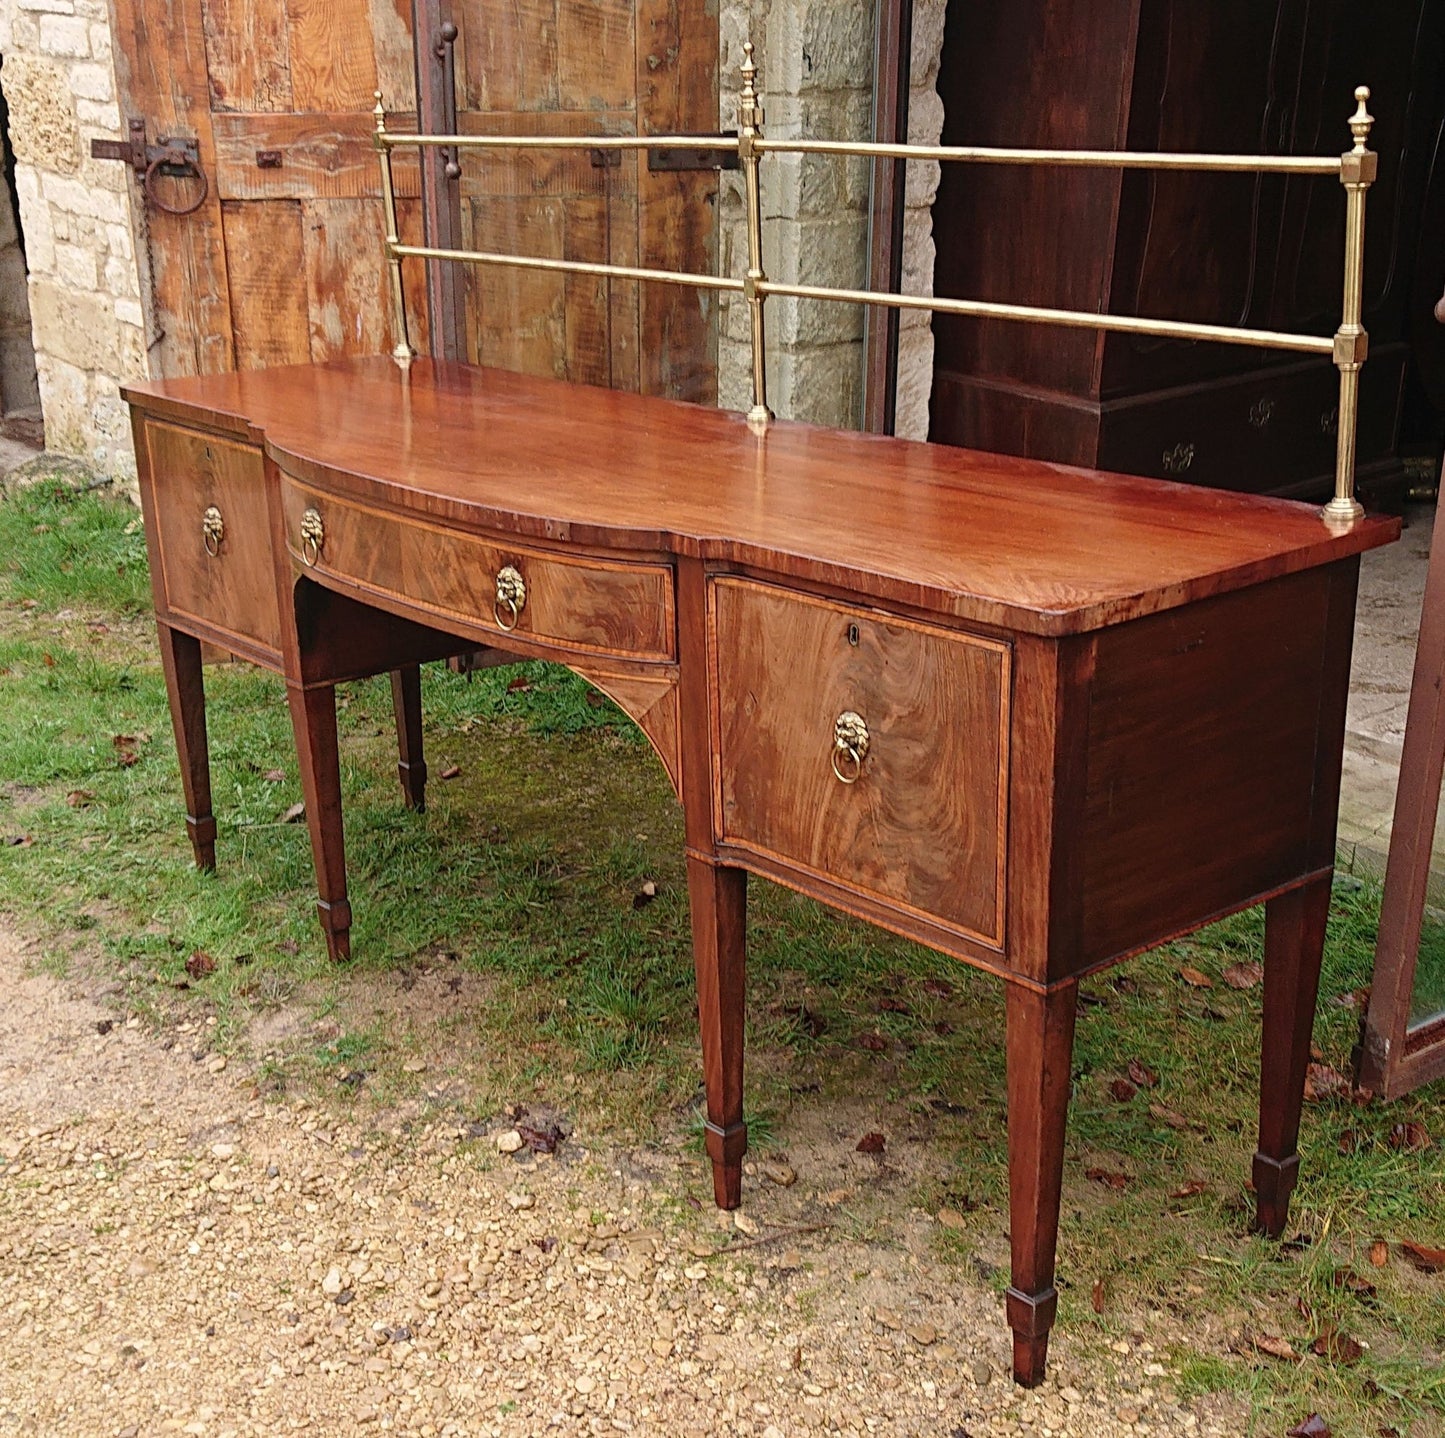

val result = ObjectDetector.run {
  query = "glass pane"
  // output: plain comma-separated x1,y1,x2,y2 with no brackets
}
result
1408,783,1445,1031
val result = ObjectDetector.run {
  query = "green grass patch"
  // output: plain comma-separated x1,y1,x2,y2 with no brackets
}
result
1,479,1443,1436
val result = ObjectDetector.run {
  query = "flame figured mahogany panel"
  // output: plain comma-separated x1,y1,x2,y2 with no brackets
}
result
145,420,282,657
709,578,1010,951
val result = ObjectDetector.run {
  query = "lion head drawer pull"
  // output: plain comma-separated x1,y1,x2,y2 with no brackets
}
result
299,508,325,567
831,710,870,785
201,505,224,558
494,565,527,631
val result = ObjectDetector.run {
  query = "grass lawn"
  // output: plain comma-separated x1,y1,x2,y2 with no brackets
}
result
1,475,1443,1435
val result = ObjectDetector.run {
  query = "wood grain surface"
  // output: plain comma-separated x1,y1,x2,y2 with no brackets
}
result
144,420,281,653
711,578,1008,947
125,358,1399,636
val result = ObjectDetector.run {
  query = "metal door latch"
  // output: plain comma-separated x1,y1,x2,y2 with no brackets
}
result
91,120,209,215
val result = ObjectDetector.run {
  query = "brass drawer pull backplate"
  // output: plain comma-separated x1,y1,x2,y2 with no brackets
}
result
300,507,324,567
832,710,870,784
201,505,224,557
494,565,527,631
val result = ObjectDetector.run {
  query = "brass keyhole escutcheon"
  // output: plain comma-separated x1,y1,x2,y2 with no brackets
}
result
201,505,224,558
831,710,870,784
494,565,526,631
300,508,324,567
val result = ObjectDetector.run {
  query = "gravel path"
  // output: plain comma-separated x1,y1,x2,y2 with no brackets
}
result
0,922,1241,1437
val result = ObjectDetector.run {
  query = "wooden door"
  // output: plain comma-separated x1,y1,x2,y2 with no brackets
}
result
107,0,719,401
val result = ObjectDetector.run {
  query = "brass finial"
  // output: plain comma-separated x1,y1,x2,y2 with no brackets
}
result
374,91,387,133
741,41,757,99
739,40,763,138
1349,86,1373,153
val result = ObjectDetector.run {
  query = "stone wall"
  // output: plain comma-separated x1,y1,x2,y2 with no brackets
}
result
0,0,147,487
718,0,945,439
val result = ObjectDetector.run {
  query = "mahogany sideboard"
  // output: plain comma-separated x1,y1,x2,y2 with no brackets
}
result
124,355,1397,1385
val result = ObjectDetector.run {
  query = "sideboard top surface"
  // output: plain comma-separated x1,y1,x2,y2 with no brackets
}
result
125,357,1398,636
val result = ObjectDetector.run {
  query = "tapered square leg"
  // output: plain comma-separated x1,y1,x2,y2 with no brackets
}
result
156,623,217,871
1005,979,1078,1388
390,665,427,811
688,856,748,1209
1253,875,1332,1238
286,682,351,963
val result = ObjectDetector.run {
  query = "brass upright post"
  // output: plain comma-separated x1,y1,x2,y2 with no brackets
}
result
739,43,772,428
374,93,416,370
1322,86,1376,527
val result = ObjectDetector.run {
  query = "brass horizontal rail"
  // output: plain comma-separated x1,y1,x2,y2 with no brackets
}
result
754,137,1343,175
391,243,744,293
381,133,735,153
382,129,1345,179
758,281,1337,355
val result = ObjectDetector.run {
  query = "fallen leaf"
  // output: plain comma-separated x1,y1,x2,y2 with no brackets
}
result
1113,975,1139,995
1091,1278,1106,1313
1329,1268,1376,1300
1169,1179,1209,1200
921,978,953,998
933,1019,954,1036
281,802,306,824
1222,961,1263,990
1179,966,1214,989
1400,1240,1445,1274
1148,1102,1191,1131
1311,1327,1363,1365
878,997,911,1014
855,1132,886,1155
1388,1121,1431,1152
1337,1128,1364,1155
263,769,285,783
857,1032,888,1053
1331,986,1371,1010
1369,1240,1389,1268
775,1004,825,1038
516,1122,564,1154
65,789,95,808
1127,1059,1159,1089
632,879,658,910
185,950,217,979
42,653,55,667
1287,1415,1331,1438
115,748,140,768
1304,1063,1351,1102
439,765,462,781
1085,1167,1132,1190
1109,1078,1138,1102
1251,1333,1299,1361
506,675,531,693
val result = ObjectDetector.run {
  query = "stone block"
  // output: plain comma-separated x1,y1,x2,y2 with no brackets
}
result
68,61,113,103
42,172,128,222
28,278,118,373
911,0,948,88
75,97,122,130
2,54,79,172
894,324,935,442
114,296,143,328
88,21,110,60
54,240,97,290
33,350,89,453
38,13,89,57
17,0,77,12
104,253,138,298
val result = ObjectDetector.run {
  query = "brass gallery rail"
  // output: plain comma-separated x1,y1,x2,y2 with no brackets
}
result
373,42,1377,527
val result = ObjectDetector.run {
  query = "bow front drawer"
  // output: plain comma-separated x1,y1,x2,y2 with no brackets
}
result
142,421,281,656
710,578,1010,950
279,480,676,662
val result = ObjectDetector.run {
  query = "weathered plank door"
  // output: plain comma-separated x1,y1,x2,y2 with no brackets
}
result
107,0,719,401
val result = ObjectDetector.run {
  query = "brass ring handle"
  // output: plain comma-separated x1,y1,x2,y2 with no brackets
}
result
201,505,224,558
494,565,526,631
299,508,324,567
831,710,870,785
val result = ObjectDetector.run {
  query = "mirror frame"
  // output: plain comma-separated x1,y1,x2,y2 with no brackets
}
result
1357,485,1445,1097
